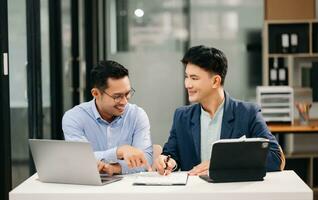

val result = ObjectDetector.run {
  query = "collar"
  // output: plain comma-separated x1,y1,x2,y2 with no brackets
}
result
91,99,123,123
91,99,102,120
200,99,225,119
191,90,233,125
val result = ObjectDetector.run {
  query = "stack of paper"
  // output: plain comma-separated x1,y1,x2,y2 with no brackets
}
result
133,172,188,186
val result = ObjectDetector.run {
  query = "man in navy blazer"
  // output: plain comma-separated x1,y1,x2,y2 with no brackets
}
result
154,45,284,175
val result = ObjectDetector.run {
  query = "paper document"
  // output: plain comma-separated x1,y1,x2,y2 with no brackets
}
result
213,136,269,144
133,172,189,186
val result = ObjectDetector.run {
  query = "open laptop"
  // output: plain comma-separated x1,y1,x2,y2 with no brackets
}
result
29,139,122,185
199,138,270,183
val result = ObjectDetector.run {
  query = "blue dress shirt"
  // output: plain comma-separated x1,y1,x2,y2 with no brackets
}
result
62,99,153,174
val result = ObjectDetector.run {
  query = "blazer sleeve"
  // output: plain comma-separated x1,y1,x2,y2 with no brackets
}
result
162,110,181,170
248,104,283,171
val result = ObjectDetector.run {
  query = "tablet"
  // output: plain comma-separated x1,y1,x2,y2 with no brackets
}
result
200,137,269,183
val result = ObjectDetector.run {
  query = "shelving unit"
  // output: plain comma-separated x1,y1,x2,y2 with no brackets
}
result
263,20,318,193
263,19,318,87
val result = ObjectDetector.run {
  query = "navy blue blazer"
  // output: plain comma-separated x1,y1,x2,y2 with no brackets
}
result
162,92,283,172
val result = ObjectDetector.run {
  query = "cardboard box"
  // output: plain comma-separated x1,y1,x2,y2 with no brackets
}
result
265,0,316,20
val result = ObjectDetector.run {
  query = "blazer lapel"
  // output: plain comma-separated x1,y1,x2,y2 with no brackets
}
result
220,91,235,139
190,104,201,160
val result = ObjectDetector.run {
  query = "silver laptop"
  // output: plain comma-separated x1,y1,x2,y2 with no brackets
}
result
29,139,122,185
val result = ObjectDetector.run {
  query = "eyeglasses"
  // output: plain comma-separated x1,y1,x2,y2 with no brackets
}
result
102,88,135,103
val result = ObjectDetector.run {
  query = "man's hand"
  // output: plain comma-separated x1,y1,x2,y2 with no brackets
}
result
97,161,114,176
154,155,176,175
116,145,151,170
188,160,210,176
97,161,122,176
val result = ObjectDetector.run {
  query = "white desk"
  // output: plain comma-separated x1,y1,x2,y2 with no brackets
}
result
10,170,312,200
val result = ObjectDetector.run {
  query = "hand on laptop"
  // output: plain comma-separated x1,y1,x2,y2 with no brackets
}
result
116,145,151,171
188,160,209,176
154,155,176,176
97,161,122,176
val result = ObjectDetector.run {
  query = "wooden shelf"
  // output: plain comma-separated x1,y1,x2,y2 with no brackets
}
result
285,152,318,159
268,119,318,133
313,187,318,192
265,19,318,24
268,53,318,58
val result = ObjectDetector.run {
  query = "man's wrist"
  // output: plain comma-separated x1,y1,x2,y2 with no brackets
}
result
116,146,123,159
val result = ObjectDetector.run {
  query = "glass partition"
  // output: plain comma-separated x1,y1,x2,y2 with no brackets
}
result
8,0,29,187
107,0,188,145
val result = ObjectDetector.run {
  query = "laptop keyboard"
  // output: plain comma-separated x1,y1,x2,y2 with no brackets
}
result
100,174,123,183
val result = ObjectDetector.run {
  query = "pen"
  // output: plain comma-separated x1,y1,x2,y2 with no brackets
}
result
164,155,171,170
163,155,171,175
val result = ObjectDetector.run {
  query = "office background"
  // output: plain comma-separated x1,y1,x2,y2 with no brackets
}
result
1,0,318,200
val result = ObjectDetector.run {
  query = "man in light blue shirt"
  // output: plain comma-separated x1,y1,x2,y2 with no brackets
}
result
62,60,153,175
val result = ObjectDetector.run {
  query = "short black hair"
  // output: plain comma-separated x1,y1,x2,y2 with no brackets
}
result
90,60,129,90
181,45,228,85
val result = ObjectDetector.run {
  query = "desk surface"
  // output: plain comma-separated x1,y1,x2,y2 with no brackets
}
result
268,119,318,133
10,170,312,200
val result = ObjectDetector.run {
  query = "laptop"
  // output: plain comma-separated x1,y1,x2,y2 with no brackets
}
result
29,139,122,185
199,137,269,183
